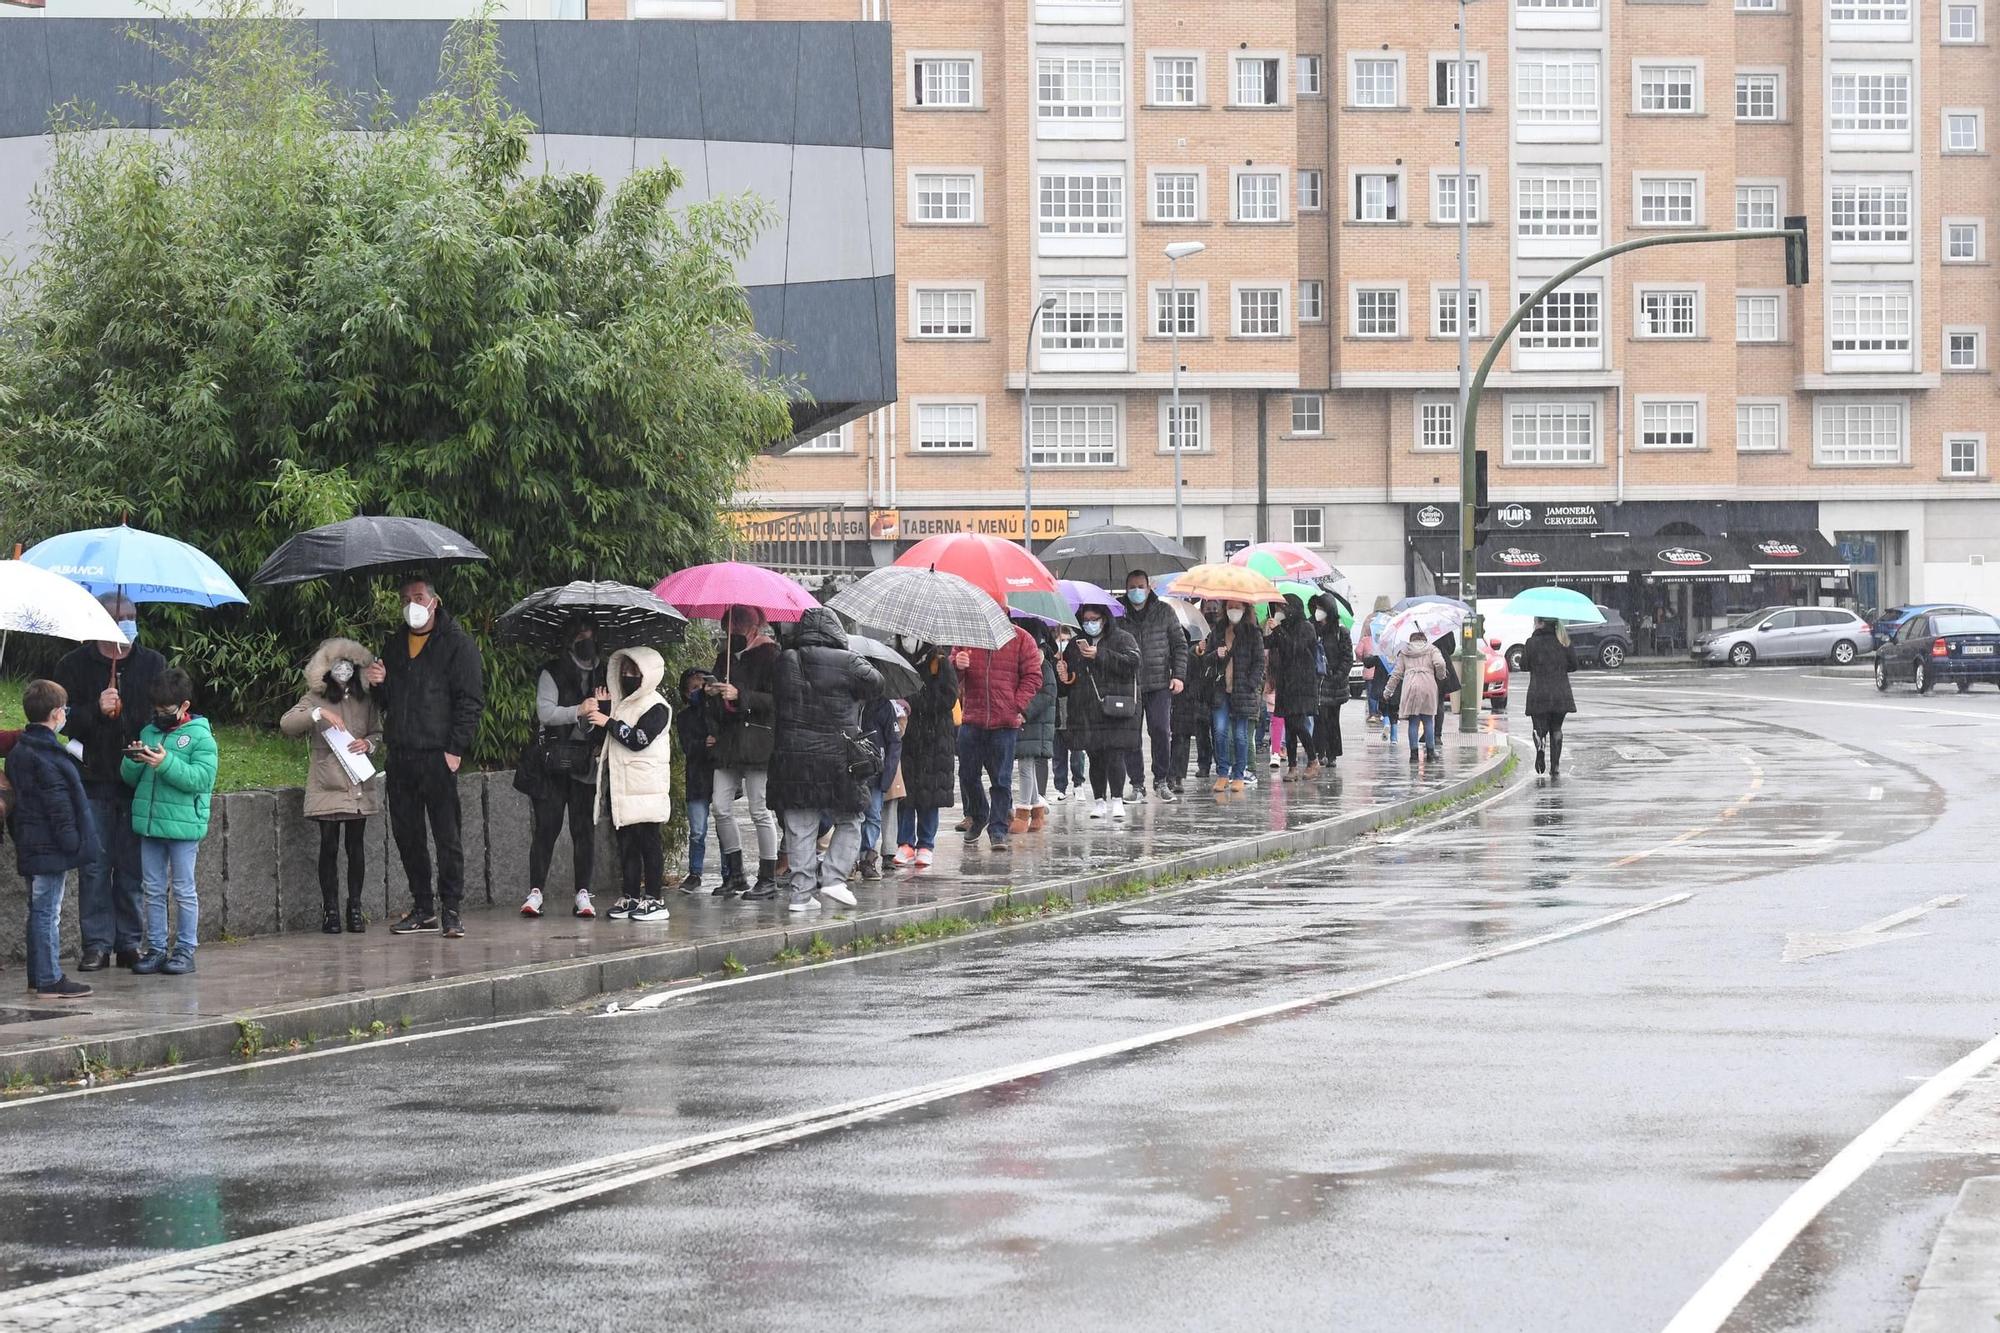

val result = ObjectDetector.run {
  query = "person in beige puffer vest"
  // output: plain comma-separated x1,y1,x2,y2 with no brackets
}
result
279,638,384,935
590,646,674,923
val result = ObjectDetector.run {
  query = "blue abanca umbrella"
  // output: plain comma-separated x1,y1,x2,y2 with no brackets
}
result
1506,586,1606,625
23,524,247,608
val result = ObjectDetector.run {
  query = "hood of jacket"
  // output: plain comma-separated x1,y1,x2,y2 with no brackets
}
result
608,646,667,710
795,606,848,652
1073,601,1119,632
304,637,374,692
1309,593,1345,627
1398,639,1437,664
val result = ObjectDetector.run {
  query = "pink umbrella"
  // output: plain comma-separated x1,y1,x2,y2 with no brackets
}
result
1230,541,1335,580
652,562,818,622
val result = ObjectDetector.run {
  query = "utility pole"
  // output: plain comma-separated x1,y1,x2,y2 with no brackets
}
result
1022,294,1058,554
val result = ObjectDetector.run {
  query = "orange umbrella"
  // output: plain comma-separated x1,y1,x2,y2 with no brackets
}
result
1163,562,1286,605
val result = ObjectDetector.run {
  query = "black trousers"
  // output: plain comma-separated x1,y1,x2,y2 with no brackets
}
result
617,823,664,899
1531,712,1566,745
1313,701,1344,762
316,818,367,910
1123,688,1175,789
1281,713,1313,768
1170,719,1213,781
529,779,596,895
1088,749,1131,799
387,750,464,912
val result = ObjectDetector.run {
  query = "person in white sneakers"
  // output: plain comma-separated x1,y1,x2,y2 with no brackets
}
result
1054,598,1142,822
586,646,675,924
519,623,605,921
768,609,885,913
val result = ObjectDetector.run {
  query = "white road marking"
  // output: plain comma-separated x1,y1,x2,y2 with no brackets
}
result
1660,1030,2000,1333
1868,785,1884,801
1606,685,2000,726
0,894,1692,1332
1782,895,1963,963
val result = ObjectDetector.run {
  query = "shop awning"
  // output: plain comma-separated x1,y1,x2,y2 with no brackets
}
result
1738,531,1851,573
1438,534,1641,581
1636,539,1752,582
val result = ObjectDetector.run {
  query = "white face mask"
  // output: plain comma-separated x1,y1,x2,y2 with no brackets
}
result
898,635,922,654
1314,610,1327,624
404,601,433,631
1269,611,1284,627
1226,607,1245,625
330,661,356,685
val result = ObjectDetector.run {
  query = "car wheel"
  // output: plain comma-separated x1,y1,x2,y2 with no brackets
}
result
1957,680,1972,694
1489,694,1507,713
1874,659,1890,692
1599,641,1627,670
1915,660,1933,695
1505,646,1525,672
1830,639,1857,666
1728,643,1756,667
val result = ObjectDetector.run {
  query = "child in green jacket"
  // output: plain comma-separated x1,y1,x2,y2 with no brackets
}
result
120,668,218,976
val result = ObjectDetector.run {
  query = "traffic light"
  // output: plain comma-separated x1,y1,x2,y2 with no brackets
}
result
1472,449,1492,547
1784,214,1810,287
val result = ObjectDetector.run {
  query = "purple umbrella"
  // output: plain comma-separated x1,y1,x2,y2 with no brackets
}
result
1058,578,1126,617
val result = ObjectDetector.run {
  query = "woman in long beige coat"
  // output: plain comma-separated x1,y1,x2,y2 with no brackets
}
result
279,638,384,935
1385,631,1448,763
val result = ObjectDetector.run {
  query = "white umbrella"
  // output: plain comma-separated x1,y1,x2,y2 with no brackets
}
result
1378,602,1469,660
0,560,128,672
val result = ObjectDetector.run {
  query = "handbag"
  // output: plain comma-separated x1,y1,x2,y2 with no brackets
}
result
1090,670,1139,720
843,729,884,780
539,728,594,777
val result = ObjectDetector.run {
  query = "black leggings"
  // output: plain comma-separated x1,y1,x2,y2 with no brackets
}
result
1312,703,1343,761
529,780,596,895
1282,713,1313,768
1531,713,1566,745
618,823,664,899
1087,749,1130,798
317,819,367,910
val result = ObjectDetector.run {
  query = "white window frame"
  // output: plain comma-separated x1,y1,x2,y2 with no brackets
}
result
1828,0,1911,41
1298,53,1324,97
1291,393,1326,438
1148,281,1208,338
1634,396,1706,451
1735,70,1783,123
1633,60,1702,116
1943,0,1983,42
1504,397,1601,467
1515,52,1602,143
1430,167,1488,223
1028,400,1122,468
907,52,982,110
1944,432,1987,478
1813,399,1908,467
1038,280,1129,372
1944,108,1985,154
1944,217,1985,264
1416,395,1459,452
1431,282,1490,337
1827,173,1914,261
1514,166,1602,256
1736,0,1781,12
908,168,983,226
1298,169,1325,212
1232,53,1288,108
1349,167,1405,223
1736,180,1782,231
1736,290,1784,344
1035,48,1126,140
910,398,986,455
1346,53,1405,109
1828,63,1913,151
1634,284,1703,339
1291,508,1326,548
1827,281,1916,371
1735,399,1786,454
1299,279,1326,324
1944,325,1986,371
1233,283,1291,338
1149,168,1206,224
1148,51,1205,107
1515,0,1602,32
909,283,984,340
1232,168,1289,224
1035,0,1124,24
789,425,850,455
1348,282,1408,339
1036,164,1127,257
1633,173,1703,229
1514,280,1604,370
1156,395,1211,454
1430,53,1487,109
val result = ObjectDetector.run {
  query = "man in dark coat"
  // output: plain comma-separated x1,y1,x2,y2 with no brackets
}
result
1311,595,1354,769
1120,571,1190,803
9,681,97,998
1055,599,1143,818
767,608,884,912
364,575,485,939
54,594,163,970
1266,594,1319,777
1520,620,1581,776
893,641,958,868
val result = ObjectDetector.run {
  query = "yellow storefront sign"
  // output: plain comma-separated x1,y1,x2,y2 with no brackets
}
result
893,509,1069,541
727,508,1069,542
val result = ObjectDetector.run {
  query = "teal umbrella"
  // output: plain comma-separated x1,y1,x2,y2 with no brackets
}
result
1508,586,1606,624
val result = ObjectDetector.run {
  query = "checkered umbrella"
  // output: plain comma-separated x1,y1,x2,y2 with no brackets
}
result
828,566,1015,650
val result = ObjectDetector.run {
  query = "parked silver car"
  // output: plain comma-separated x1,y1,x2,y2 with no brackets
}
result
1691,605,1871,667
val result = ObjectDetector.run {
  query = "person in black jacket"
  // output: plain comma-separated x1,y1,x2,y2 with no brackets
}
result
520,622,606,921
9,681,97,999
706,607,782,898
363,575,485,939
1433,627,1465,750
1170,620,1216,790
1266,594,1319,778
894,641,958,868
1311,595,1354,770
1208,604,1265,791
1055,599,1142,819
54,595,163,971
674,668,717,892
1520,619,1581,776
767,608,884,913
1119,572,1190,803
854,689,903,880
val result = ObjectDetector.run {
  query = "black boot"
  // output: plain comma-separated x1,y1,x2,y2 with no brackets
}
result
716,849,748,897
322,909,342,935
742,857,779,901
346,903,367,933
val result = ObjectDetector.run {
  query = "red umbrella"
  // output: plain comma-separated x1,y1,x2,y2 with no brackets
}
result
1229,541,1335,580
894,533,1058,604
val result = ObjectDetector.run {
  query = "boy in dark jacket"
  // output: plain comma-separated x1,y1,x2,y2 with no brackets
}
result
8,681,95,999
674,669,717,893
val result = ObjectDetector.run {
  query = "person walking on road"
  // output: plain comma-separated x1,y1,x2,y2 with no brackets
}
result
1009,620,1059,835
1311,595,1353,770
768,607,884,913
279,638,383,935
1266,594,1319,780
707,607,782,899
588,647,675,923
1120,572,1189,803
1056,598,1143,820
54,595,163,972
519,623,606,921
1207,604,1266,793
9,681,96,999
366,575,485,940
951,621,1043,853
1386,630,1447,763
1520,618,1580,776
893,638,958,869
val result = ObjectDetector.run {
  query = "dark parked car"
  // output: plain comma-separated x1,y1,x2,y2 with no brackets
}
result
1874,610,2000,693
1567,606,1632,670
1869,603,1983,651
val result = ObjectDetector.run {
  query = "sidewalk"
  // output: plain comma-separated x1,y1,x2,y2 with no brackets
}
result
0,724,1515,1083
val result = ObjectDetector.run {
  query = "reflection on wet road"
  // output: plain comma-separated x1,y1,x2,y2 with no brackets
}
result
0,673,1988,1333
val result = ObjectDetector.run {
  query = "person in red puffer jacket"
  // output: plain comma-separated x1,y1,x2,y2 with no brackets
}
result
949,623,1044,853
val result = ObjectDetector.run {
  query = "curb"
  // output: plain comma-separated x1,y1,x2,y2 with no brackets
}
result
4,742,1521,1086
1814,664,1876,680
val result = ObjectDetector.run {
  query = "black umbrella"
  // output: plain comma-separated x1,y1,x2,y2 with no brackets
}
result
1038,524,1196,587
847,633,924,699
497,581,689,653
252,516,488,587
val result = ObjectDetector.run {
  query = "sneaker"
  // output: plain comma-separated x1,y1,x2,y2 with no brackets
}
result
954,817,975,833
630,898,671,923
35,977,92,999
607,897,639,921
677,873,704,895
962,822,983,845
441,911,465,940
856,850,883,881
1268,753,1281,769
130,949,168,975
391,911,438,934
893,843,915,867
821,882,858,907
1110,797,1127,820
786,894,822,915
989,835,1010,854
573,890,596,919
1051,788,1068,804
914,847,935,869
160,946,195,976
1154,782,1178,804
1425,748,1440,763
519,888,544,919
1090,798,1108,819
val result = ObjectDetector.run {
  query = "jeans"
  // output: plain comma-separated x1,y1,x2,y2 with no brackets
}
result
79,788,142,954
896,804,940,851
1051,736,1086,794
317,819,367,910
1211,705,1252,780
617,823,664,899
859,788,884,853
685,797,711,875
1124,687,1175,789
139,836,200,955
387,750,465,913
784,807,862,898
1366,658,1388,717
26,872,67,989
712,766,777,861
528,778,595,894
956,724,1018,841
1407,713,1435,753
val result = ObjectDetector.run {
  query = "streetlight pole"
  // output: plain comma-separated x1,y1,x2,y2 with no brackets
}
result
1022,294,1058,554
1164,241,1206,547
1453,0,1477,731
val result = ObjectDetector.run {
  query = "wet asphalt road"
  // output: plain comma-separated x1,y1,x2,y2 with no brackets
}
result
0,667,1995,1332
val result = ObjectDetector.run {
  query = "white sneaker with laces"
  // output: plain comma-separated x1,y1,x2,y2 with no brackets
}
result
1090,798,1108,819
519,888,544,918
629,898,671,923
607,897,638,921
1268,753,1281,769
820,882,858,907
573,890,596,919
1110,797,1127,820
787,895,822,914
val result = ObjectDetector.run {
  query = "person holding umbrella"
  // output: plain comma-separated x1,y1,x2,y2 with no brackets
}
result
1385,629,1448,763
1265,593,1319,780
1207,602,1265,793
707,606,783,899
363,574,485,939
520,622,606,921
1054,596,1142,820
893,637,958,868
278,638,383,935
1520,618,1580,776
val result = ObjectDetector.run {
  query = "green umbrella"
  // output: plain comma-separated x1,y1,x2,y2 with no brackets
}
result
1243,550,1289,584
